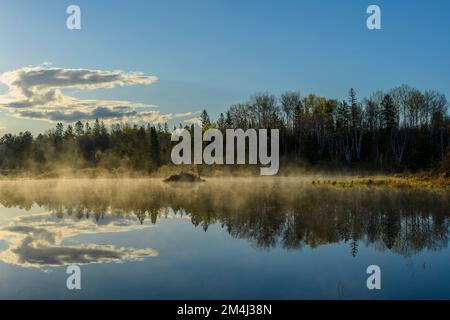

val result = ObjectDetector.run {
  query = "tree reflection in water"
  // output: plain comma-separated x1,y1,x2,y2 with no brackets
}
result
0,178,448,257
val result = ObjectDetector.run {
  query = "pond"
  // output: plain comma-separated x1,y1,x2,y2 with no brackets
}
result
0,178,448,299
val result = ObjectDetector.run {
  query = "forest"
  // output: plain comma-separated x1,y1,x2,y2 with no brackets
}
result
1,85,449,175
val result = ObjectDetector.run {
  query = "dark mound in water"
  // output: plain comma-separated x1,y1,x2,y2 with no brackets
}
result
164,172,205,183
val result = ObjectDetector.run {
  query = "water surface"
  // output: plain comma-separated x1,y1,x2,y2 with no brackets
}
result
0,178,449,299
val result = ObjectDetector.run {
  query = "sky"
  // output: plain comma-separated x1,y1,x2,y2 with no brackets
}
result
0,0,449,134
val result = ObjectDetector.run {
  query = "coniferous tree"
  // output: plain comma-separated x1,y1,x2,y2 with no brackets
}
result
381,94,397,130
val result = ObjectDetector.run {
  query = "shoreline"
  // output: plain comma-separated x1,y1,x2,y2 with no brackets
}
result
0,172,448,191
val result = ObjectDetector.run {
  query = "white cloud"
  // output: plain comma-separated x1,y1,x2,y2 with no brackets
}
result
183,116,202,125
0,66,190,124
174,112,194,118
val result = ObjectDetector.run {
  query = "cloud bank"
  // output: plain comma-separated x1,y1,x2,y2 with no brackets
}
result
0,66,190,124
0,212,158,268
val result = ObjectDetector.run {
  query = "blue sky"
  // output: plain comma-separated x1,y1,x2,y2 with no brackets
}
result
0,0,449,133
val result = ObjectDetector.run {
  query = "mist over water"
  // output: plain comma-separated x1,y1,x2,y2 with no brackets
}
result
0,178,449,299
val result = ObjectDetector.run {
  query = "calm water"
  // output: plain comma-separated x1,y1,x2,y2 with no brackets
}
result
0,178,449,300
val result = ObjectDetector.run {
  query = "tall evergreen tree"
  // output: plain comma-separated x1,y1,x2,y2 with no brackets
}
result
381,94,397,130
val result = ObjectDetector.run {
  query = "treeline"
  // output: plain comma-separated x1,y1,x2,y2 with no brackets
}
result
215,86,450,172
1,85,450,174
0,120,173,173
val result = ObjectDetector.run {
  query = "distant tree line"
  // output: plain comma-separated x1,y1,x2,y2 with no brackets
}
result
1,85,450,174
0,119,172,173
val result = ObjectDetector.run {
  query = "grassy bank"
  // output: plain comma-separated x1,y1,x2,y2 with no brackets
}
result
312,173,450,190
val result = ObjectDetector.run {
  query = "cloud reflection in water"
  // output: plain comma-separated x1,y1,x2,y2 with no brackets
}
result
0,212,158,268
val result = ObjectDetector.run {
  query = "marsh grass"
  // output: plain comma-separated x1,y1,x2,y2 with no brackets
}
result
313,173,450,190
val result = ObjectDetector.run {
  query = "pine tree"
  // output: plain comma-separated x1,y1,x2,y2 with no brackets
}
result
201,109,210,126
217,113,225,131
93,119,101,137
349,88,360,129
225,111,232,128
64,125,74,140
381,94,397,130
150,126,160,166
335,101,351,130
75,121,84,136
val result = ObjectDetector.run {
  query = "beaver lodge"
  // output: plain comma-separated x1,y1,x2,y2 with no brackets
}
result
163,172,205,183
